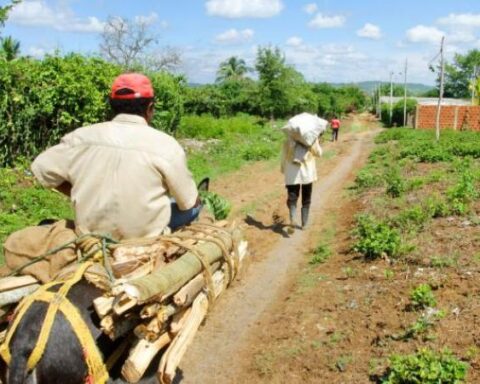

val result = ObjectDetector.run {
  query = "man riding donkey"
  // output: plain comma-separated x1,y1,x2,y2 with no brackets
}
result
2,73,202,282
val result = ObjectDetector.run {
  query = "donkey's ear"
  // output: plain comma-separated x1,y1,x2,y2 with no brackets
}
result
197,177,210,192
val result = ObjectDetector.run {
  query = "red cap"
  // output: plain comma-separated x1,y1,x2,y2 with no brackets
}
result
110,73,154,100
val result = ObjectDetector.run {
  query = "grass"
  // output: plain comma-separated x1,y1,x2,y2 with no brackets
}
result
0,164,73,263
182,114,284,182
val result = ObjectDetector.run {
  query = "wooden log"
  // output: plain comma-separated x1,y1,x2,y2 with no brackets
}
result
0,305,13,323
0,284,40,307
101,313,140,341
0,276,38,292
157,292,209,384
113,293,138,315
156,304,177,325
93,296,114,318
118,227,241,304
172,262,221,307
121,332,172,383
140,303,162,319
169,307,191,335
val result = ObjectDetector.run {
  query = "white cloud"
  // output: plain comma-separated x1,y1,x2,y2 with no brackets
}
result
406,25,445,44
215,28,254,44
308,13,345,29
449,30,476,43
9,0,104,33
134,12,158,26
357,23,382,39
303,3,318,15
206,0,283,18
286,36,303,47
437,13,480,28
27,46,52,58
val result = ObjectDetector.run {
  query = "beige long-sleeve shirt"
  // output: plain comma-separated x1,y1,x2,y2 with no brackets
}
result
281,137,322,185
31,114,198,239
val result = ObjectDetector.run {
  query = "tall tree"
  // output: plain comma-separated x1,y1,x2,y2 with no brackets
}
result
443,49,480,98
100,16,181,71
1,35,20,61
255,46,288,119
216,56,249,83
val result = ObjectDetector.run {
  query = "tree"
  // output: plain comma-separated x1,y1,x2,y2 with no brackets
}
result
255,46,288,119
0,0,20,29
216,56,249,83
1,35,20,61
100,16,181,71
443,49,480,98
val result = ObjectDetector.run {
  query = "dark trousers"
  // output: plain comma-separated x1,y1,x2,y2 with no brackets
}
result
286,183,312,208
332,128,339,141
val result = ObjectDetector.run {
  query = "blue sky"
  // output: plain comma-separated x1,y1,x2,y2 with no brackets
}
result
3,0,480,84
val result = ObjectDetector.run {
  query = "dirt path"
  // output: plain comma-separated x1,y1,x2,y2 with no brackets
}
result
179,123,378,383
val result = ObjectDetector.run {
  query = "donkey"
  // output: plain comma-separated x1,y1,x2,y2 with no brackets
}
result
0,178,210,384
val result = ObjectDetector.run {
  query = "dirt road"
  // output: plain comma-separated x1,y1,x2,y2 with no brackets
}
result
179,117,379,383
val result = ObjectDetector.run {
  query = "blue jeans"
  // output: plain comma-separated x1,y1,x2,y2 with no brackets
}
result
168,202,202,231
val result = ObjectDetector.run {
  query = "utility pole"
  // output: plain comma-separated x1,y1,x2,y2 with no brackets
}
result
403,58,408,127
472,65,478,105
389,71,394,126
435,36,445,142
378,82,382,120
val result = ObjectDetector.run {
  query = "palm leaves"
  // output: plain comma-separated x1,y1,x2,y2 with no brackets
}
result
1,36,20,61
216,56,250,83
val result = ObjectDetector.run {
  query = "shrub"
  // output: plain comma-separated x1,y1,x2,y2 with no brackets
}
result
354,168,382,190
383,349,468,384
353,214,401,259
447,161,478,215
385,167,405,198
425,196,451,218
309,244,331,265
410,284,436,309
391,206,430,233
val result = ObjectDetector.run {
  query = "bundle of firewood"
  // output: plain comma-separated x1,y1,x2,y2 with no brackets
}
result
94,221,248,384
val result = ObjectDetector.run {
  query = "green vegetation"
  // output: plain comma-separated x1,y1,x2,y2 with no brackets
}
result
0,164,72,261
383,349,468,384
443,49,480,99
352,214,401,259
410,284,437,309
309,243,332,265
385,166,406,198
200,191,231,220
380,98,418,127
184,114,283,181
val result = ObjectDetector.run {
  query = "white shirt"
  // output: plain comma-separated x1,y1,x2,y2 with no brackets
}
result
31,114,198,239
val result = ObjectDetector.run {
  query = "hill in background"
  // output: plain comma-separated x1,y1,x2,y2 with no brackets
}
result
330,81,434,95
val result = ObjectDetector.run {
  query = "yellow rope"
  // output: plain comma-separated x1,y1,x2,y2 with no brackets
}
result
164,238,216,306
0,261,109,383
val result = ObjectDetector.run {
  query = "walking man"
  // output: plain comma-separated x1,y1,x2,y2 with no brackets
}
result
281,137,322,231
331,116,341,142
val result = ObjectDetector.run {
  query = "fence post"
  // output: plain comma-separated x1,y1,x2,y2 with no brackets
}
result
453,106,459,130
414,104,419,129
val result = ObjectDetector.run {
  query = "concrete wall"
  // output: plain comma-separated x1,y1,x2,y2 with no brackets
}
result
415,105,480,131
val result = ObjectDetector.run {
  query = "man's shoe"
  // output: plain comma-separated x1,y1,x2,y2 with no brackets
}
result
301,206,310,229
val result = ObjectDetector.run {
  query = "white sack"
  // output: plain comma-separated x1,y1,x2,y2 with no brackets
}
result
282,112,328,147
